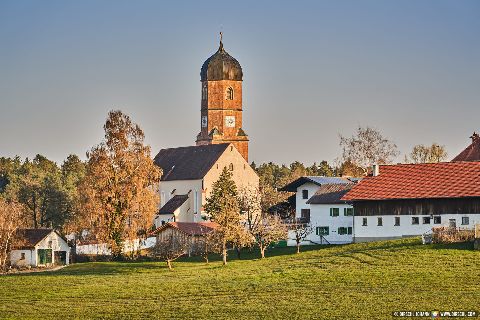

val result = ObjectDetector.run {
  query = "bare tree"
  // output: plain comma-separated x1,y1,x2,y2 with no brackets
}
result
197,231,221,264
405,143,448,163
339,126,400,175
0,198,25,271
289,217,313,254
252,215,287,258
152,235,190,270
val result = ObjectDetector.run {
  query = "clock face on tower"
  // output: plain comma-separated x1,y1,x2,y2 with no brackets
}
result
225,116,235,128
201,116,208,128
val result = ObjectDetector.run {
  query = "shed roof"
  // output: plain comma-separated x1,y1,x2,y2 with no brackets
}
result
307,183,355,204
342,161,480,201
158,195,189,215
279,176,352,192
154,144,229,181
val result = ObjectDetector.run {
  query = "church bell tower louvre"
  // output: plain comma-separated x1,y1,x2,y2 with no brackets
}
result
195,33,249,162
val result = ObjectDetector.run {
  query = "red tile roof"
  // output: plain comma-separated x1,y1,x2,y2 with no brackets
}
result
342,161,480,201
152,222,218,236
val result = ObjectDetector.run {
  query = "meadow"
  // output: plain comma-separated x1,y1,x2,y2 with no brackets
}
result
0,238,478,319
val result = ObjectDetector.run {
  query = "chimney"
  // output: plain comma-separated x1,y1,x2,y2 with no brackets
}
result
471,132,480,144
372,164,380,177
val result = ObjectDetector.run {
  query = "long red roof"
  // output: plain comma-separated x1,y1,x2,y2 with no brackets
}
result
342,161,480,201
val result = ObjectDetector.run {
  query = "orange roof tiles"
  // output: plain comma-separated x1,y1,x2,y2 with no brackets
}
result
342,161,480,201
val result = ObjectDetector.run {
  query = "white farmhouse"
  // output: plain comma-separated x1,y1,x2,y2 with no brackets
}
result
279,176,356,246
305,184,356,244
153,143,259,227
10,229,70,267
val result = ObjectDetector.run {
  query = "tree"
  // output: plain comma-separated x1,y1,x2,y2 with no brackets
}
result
289,217,313,254
252,215,287,258
152,235,190,270
405,144,448,163
204,167,251,265
0,198,26,271
339,126,400,175
79,110,162,258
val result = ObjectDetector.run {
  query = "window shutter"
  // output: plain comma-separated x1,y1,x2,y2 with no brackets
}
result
330,208,332,216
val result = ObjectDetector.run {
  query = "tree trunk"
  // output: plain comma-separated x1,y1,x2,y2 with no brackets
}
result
32,194,37,229
222,241,227,265
296,243,300,254
236,247,241,259
260,246,265,259
167,259,172,270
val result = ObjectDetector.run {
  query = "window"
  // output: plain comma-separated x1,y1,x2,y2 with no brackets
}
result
330,208,340,217
20,253,25,260
226,87,234,100
202,83,207,100
347,227,353,235
338,227,347,235
344,208,354,216
229,163,234,171
362,217,368,226
394,216,400,226
316,226,329,236
194,190,198,214
301,209,310,222
423,217,431,224
48,241,53,248
462,217,469,225
302,190,309,199
412,217,419,225
434,216,441,224
377,217,383,226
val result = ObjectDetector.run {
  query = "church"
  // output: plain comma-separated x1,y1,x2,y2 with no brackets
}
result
153,36,259,226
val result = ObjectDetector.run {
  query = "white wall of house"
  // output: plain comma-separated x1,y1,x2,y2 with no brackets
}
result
159,179,203,223
353,213,480,242
288,203,354,246
10,249,35,267
295,182,321,216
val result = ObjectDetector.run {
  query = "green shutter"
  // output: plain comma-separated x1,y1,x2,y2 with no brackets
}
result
330,208,332,216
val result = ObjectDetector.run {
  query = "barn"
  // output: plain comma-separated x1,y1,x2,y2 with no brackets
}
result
342,162,480,242
10,229,70,267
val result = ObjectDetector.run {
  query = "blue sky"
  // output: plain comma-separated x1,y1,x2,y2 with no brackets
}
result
1,0,479,165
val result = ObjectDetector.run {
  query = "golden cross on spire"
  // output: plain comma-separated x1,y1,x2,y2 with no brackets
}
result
220,31,223,43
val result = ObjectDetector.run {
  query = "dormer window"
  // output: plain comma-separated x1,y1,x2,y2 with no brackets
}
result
226,87,234,100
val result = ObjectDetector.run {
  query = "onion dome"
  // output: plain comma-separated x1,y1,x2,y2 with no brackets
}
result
200,37,243,81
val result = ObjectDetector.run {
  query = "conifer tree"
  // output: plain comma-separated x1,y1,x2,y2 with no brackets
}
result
204,167,251,265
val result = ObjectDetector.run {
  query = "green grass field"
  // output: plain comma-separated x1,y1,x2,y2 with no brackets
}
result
0,238,479,319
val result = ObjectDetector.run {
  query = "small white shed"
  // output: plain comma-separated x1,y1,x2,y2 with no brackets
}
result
10,229,70,267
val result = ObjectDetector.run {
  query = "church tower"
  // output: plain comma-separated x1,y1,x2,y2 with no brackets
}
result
196,34,249,162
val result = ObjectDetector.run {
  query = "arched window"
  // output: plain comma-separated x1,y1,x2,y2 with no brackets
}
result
226,87,234,100
229,163,234,171
202,84,207,100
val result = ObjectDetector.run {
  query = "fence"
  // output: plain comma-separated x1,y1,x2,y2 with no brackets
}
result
431,227,475,244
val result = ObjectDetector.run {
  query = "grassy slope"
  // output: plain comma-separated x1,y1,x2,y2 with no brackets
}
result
0,238,479,320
